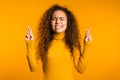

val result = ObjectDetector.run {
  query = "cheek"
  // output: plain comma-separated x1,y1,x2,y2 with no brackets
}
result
64,21,67,28
51,21,55,30
51,21,55,26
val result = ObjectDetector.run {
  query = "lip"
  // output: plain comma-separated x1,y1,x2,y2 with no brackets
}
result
55,25,62,29
55,24,61,26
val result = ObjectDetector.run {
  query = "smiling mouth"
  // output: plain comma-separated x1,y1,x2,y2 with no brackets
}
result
55,25,62,29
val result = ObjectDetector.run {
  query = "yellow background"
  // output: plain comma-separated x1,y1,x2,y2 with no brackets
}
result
0,0,120,80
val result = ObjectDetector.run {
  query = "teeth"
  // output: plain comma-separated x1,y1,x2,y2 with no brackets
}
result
57,25,60,26
55,25,61,29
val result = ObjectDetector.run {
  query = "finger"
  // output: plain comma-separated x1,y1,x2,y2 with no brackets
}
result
28,26,33,35
27,26,32,33
25,35,29,39
26,30,30,35
86,28,90,34
86,28,92,37
27,26,34,40
88,35,93,41
25,34,30,40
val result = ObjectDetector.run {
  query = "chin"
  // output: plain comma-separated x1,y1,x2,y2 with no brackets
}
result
55,30,64,33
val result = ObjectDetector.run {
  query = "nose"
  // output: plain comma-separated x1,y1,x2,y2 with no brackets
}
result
55,18,60,24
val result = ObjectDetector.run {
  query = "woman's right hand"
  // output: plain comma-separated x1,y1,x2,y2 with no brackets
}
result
25,26,34,41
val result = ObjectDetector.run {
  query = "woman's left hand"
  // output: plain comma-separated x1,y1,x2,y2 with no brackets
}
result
84,29,93,42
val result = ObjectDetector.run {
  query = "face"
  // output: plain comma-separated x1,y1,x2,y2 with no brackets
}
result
51,10,67,33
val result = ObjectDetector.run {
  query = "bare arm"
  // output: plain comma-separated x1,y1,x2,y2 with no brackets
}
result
25,26,38,72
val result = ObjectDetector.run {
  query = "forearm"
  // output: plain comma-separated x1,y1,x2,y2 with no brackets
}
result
26,40,38,72
77,41,91,73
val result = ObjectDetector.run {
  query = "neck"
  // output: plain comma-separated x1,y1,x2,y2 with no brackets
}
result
53,32,65,40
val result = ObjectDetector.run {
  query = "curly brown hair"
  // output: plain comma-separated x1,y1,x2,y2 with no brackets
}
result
36,4,81,61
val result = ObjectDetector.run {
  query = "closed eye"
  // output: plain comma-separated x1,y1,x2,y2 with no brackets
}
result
52,17,57,21
59,17,64,21
52,17,65,21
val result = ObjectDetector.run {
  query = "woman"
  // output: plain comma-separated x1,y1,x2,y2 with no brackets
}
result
26,4,92,80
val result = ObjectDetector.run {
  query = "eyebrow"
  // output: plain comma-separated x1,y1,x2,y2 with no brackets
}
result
52,16,65,19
